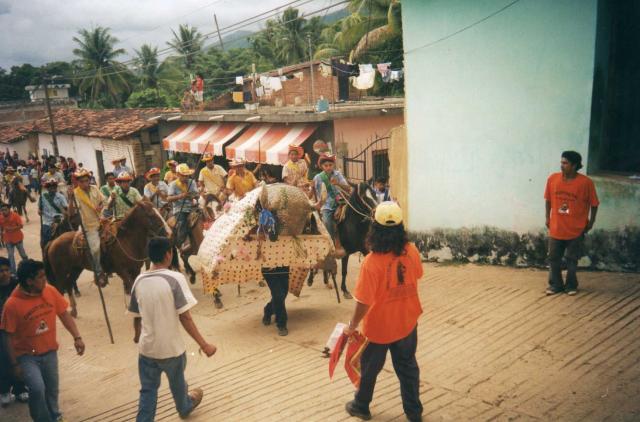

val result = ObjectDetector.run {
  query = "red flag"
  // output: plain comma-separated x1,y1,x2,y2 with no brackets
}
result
329,333,347,379
344,332,369,387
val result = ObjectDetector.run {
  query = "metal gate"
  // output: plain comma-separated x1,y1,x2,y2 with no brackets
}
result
342,135,390,183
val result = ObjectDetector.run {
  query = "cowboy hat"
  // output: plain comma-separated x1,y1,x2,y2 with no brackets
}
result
288,145,304,156
115,171,133,182
43,178,59,187
228,158,246,167
145,167,161,179
166,160,178,167
111,157,126,164
374,201,403,227
202,153,214,162
317,154,336,166
74,169,91,179
5,166,15,172
176,163,194,176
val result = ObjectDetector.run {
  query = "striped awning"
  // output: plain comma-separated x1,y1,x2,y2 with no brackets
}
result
162,123,247,155
225,123,318,165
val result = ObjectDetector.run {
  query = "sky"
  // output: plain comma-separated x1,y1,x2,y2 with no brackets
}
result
0,0,336,69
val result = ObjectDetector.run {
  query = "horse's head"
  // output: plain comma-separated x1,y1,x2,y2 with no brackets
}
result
352,182,378,215
124,201,172,238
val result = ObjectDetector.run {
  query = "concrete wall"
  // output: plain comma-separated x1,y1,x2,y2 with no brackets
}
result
403,0,599,232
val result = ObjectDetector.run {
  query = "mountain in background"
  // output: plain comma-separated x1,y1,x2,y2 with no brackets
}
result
219,8,348,50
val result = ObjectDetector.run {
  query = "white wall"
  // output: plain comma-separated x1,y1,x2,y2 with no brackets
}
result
403,0,598,232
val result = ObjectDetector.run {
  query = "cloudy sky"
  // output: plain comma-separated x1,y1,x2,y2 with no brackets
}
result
0,0,336,69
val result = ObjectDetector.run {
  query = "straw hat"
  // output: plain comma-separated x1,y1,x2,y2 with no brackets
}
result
43,178,59,187
176,163,194,176
74,169,91,179
5,166,15,173
166,160,178,167
111,157,126,164
228,158,246,168
374,201,403,227
288,145,304,156
317,154,336,166
145,167,161,180
115,171,133,182
202,153,214,162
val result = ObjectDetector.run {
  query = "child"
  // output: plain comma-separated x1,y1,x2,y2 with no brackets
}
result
0,202,28,274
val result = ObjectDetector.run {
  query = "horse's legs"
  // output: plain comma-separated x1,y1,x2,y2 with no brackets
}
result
323,270,332,289
213,288,223,309
170,247,180,271
307,269,316,287
341,255,352,299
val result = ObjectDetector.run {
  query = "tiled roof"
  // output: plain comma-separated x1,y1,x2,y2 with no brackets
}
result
30,108,178,140
0,124,30,144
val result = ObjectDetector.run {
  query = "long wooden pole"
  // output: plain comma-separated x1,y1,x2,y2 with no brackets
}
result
42,74,59,156
71,192,115,344
214,14,224,50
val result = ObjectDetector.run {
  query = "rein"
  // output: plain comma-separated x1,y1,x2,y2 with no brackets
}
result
336,185,374,220
113,204,170,262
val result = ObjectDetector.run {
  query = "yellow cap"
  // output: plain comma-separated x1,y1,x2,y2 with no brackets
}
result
374,201,403,226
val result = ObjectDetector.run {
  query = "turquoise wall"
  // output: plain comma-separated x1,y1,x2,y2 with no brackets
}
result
403,0,601,232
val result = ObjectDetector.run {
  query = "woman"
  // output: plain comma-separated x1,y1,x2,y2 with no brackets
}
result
343,201,424,422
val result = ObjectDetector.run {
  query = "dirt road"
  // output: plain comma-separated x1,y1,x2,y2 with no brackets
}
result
2,200,639,421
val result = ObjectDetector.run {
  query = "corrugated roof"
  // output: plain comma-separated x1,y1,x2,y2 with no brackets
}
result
30,108,178,140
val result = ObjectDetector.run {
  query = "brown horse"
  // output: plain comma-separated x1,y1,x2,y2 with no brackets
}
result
44,201,171,317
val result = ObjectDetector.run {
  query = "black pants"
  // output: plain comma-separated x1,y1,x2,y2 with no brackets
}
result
548,236,583,291
0,341,26,396
262,267,289,328
354,327,422,419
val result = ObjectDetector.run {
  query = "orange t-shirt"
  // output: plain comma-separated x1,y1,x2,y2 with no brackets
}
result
544,173,599,240
0,283,69,356
0,211,24,244
354,243,424,344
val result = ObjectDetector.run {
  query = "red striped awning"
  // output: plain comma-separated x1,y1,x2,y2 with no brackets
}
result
225,123,318,165
162,122,247,155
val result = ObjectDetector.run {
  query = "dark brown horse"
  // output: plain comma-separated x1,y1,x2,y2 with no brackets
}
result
44,201,171,317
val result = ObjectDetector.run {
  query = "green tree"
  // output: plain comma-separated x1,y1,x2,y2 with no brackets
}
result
134,44,160,90
72,26,131,106
167,24,204,71
125,88,169,108
276,8,308,65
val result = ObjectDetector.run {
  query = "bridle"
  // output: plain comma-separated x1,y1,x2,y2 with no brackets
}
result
336,184,375,221
114,203,172,262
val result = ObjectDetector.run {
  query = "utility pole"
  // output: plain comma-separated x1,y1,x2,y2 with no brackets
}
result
42,74,59,156
214,14,224,50
307,34,316,108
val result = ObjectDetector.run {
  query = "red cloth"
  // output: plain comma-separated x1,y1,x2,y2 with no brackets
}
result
329,333,347,379
544,172,599,240
0,211,24,244
344,332,368,387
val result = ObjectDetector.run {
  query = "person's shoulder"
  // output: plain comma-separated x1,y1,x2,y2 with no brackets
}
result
577,172,595,184
547,172,561,183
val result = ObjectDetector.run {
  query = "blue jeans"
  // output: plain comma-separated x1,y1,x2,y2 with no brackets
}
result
6,241,28,274
137,353,193,422
321,208,336,239
18,351,61,422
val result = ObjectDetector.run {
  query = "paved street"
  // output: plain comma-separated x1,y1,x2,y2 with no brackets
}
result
2,202,640,421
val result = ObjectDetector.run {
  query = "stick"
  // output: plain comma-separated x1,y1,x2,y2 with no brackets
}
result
70,192,115,344
332,271,341,304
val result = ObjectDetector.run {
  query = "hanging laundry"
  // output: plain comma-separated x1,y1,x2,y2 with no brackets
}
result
377,63,392,83
232,91,244,103
243,91,252,102
280,75,287,82
293,71,304,81
260,75,270,88
389,69,404,82
269,77,282,92
256,86,265,97
278,68,284,76
352,64,376,90
320,62,332,78
235,76,244,85
332,60,359,101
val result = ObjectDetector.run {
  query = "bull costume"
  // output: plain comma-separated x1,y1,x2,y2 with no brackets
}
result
69,169,107,284
38,179,68,249
109,172,142,220
168,164,199,249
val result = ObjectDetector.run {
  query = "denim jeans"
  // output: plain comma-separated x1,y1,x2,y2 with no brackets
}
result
41,224,53,249
321,208,336,239
137,353,193,422
6,241,28,274
0,341,26,396
548,236,583,292
262,267,289,328
18,351,61,422
354,327,422,420
85,229,102,274
174,212,190,248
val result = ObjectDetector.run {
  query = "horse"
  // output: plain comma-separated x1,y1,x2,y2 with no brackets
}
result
44,201,171,317
308,182,378,299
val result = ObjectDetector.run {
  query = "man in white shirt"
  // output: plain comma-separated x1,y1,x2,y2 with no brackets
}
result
128,237,216,421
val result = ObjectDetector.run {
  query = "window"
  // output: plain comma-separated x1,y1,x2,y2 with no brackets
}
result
588,0,640,174
372,149,389,180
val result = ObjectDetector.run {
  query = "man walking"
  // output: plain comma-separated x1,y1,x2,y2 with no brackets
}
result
0,202,29,275
1,259,85,422
38,179,68,249
129,237,216,421
343,202,424,422
544,151,599,296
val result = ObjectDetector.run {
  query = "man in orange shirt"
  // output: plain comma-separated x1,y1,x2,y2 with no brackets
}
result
544,151,599,296
0,202,29,275
343,202,424,422
1,259,85,422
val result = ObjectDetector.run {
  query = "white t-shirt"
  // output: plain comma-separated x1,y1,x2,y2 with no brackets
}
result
128,269,197,359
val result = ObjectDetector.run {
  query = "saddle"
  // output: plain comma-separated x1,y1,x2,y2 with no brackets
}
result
333,204,347,223
166,209,202,231
71,219,117,251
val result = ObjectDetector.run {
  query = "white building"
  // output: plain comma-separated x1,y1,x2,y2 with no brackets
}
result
24,84,72,102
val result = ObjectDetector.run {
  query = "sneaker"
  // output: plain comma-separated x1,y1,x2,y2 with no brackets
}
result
345,400,372,420
262,314,272,326
16,392,29,403
545,287,563,295
1,393,14,407
566,289,578,296
277,326,288,336
180,388,203,419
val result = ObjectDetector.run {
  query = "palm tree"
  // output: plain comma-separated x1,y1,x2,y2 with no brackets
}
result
72,26,130,105
275,8,308,65
134,44,160,90
167,24,204,71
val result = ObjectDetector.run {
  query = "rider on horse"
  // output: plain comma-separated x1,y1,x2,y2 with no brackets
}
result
143,167,170,212
100,172,117,218
226,158,259,200
108,172,143,220
282,145,310,190
68,169,108,284
312,154,351,258
38,178,68,249
167,164,199,250
163,160,179,184
112,157,132,177
198,153,227,219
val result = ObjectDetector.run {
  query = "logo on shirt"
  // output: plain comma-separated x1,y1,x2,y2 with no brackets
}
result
35,320,49,335
558,202,570,215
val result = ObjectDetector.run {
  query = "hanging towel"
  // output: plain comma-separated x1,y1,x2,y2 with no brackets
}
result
269,77,282,92
256,86,265,97
278,68,284,76
377,63,392,83
293,71,304,81
280,75,287,82
235,76,244,85
260,75,269,88
320,63,332,78
389,69,404,82
352,65,376,90
232,91,244,103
